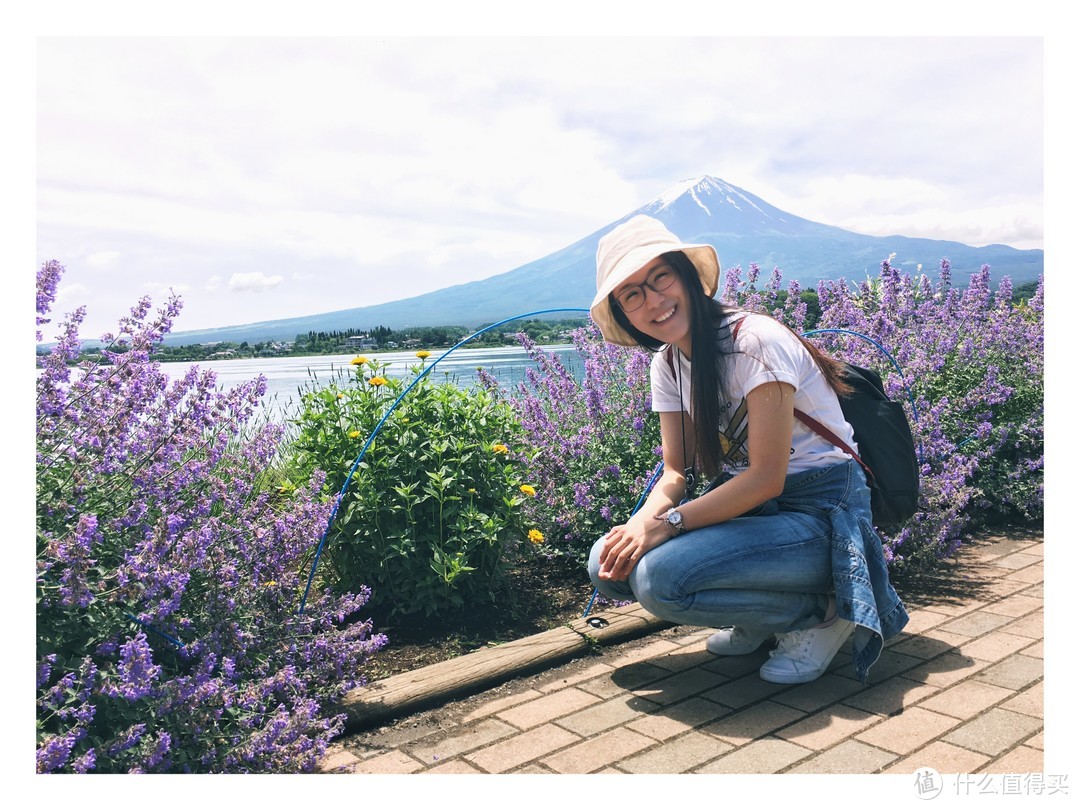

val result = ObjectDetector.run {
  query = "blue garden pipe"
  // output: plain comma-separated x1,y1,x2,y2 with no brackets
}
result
801,328,919,422
298,308,590,616
124,612,184,649
802,327,928,463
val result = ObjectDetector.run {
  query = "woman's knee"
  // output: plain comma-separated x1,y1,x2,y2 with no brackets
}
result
586,536,606,583
587,535,634,601
628,555,685,618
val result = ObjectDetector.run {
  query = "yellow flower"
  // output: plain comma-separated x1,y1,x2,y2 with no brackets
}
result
528,529,545,544
519,484,536,497
368,376,388,387
336,392,345,399
348,430,361,439
265,580,278,588
415,350,432,359
350,356,368,366
468,488,477,494
492,443,509,455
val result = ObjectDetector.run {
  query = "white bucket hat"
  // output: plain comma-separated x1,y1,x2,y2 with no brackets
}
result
590,214,720,346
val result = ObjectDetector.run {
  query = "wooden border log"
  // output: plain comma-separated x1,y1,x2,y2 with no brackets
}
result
338,602,673,731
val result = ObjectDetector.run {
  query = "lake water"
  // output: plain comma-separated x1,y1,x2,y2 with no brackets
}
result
159,344,583,422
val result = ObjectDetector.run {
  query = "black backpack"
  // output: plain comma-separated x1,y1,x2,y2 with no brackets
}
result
794,362,920,530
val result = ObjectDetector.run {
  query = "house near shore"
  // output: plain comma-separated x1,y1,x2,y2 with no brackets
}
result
347,335,378,350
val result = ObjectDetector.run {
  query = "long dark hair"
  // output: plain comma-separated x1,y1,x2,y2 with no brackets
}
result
610,250,851,477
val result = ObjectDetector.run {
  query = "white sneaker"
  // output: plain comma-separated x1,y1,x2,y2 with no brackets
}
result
758,618,855,684
705,626,774,656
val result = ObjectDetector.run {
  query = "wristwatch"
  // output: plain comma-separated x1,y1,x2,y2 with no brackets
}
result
664,508,685,536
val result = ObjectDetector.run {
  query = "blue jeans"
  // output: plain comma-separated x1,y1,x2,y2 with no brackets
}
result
588,463,854,635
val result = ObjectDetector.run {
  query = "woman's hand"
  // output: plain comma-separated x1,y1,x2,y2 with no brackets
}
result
596,514,673,582
592,409,691,583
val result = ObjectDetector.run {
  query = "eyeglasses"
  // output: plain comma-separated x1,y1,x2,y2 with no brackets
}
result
614,264,678,312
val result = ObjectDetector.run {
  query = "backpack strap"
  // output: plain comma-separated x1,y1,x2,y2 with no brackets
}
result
730,316,744,344
793,408,875,486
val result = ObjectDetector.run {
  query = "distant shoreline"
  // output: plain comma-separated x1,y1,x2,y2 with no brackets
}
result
47,316,592,366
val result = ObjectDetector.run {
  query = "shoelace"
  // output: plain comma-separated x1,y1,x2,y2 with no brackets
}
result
769,629,811,660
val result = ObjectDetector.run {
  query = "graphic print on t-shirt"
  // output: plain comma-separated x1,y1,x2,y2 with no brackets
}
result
718,397,751,470
717,393,798,472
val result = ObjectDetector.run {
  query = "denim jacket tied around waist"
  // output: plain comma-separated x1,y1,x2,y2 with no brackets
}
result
757,460,909,683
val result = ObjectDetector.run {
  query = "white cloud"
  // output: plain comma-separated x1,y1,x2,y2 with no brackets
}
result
85,250,122,267
228,272,284,293
152,282,188,295
52,281,91,315
755,173,1044,250
835,206,1045,251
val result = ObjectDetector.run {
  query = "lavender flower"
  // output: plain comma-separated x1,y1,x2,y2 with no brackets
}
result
36,261,385,773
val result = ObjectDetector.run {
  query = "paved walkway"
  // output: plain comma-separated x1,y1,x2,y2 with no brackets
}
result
319,531,1044,777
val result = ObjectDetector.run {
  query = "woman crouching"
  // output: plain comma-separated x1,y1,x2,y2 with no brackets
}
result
587,215,908,684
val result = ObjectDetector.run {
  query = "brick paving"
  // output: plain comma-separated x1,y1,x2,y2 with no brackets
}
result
320,532,1047,776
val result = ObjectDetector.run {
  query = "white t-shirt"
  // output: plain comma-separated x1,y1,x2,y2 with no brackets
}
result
650,312,857,475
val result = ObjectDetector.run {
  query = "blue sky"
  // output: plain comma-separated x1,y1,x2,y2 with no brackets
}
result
28,20,1047,338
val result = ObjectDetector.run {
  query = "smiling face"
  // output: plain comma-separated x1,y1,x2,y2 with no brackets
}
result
612,255,693,354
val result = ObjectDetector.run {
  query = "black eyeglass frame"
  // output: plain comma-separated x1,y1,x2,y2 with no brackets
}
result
613,263,678,312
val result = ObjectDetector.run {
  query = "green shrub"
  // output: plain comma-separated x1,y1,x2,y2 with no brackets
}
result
285,355,537,617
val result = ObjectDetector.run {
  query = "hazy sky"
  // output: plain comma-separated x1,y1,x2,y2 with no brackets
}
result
33,25,1045,339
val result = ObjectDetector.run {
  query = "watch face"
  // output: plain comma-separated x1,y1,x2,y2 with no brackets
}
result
667,510,682,525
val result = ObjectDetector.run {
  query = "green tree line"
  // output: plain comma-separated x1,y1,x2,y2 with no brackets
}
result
124,318,589,362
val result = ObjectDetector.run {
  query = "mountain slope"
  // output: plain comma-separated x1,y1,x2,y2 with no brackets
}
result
163,176,1043,345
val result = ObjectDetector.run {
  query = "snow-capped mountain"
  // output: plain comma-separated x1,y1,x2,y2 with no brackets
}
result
639,176,832,237
162,176,1043,345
